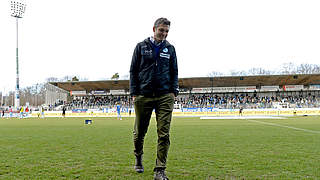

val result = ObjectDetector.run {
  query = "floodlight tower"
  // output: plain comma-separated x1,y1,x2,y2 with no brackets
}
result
10,0,26,108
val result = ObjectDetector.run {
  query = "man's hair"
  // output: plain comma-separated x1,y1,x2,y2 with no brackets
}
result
154,17,171,28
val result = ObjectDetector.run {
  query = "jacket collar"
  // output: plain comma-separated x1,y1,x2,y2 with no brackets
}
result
149,36,164,46
144,37,171,47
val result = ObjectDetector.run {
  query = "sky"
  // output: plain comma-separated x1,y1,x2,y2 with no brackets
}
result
1,0,320,94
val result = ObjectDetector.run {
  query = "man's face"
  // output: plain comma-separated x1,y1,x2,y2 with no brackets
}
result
153,24,170,42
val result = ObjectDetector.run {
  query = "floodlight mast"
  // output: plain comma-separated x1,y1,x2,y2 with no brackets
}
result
10,0,26,109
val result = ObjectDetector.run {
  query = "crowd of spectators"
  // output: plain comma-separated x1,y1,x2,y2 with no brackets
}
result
51,93,320,110
176,94,320,109
64,95,132,110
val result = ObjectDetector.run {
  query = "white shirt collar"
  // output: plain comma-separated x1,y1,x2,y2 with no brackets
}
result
149,36,164,45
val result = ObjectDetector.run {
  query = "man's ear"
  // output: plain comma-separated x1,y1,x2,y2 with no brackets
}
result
153,26,156,32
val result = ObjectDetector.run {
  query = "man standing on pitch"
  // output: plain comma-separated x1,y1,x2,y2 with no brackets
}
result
62,106,66,118
116,102,122,120
130,17,178,180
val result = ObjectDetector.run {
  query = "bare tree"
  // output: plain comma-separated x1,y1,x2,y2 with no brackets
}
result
46,77,60,82
3,91,15,106
208,71,224,77
18,83,46,106
62,75,73,82
311,64,320,74
46,75,89,82
247,67,273,75
296,63,320,74
280,62,296,74
121,74,130,80
230,70,247,76
79,76,89,81
20,87,32,105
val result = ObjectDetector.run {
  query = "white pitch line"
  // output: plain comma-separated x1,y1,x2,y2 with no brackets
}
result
247,119,320,134
200,116,284,120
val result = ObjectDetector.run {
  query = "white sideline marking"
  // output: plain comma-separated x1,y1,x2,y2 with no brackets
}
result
247,119,320,134
200,116,284,119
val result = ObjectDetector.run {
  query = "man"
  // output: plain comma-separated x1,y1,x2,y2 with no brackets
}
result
62,106,66,118
25,106,29,118
19,106,24,119
116,102,122,120
9,106,13,118
239,106,243,116
41,106,45,118
130,17,178,180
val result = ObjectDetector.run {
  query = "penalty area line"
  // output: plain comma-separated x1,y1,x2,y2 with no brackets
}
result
246,119,320,134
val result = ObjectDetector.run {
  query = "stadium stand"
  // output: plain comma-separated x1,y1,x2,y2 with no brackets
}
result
50,74,320,92
46,74,320,111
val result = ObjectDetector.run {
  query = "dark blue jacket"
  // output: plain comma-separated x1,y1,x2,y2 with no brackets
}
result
130,38,179,97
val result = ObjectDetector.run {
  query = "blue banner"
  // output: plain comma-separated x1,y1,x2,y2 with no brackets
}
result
72,109,88,113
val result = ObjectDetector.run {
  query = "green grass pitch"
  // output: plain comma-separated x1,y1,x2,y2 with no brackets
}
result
0,116,320,179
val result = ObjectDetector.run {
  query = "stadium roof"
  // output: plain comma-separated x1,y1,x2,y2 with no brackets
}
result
49,74,320,92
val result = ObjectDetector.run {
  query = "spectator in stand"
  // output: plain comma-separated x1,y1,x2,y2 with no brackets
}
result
61,93,320,110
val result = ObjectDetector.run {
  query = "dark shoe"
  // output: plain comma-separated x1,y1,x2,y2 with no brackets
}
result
154,169,169,180
134,155,144,173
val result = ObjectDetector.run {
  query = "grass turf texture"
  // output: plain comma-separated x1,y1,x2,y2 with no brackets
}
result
0,116,320,179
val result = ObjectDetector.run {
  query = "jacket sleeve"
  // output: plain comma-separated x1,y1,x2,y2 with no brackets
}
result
130,44,140,96
170,46,179,96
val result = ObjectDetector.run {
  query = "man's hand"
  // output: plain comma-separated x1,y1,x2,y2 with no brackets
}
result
132,96,136,101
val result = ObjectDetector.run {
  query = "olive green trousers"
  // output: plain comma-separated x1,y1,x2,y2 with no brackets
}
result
133,93,174,170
